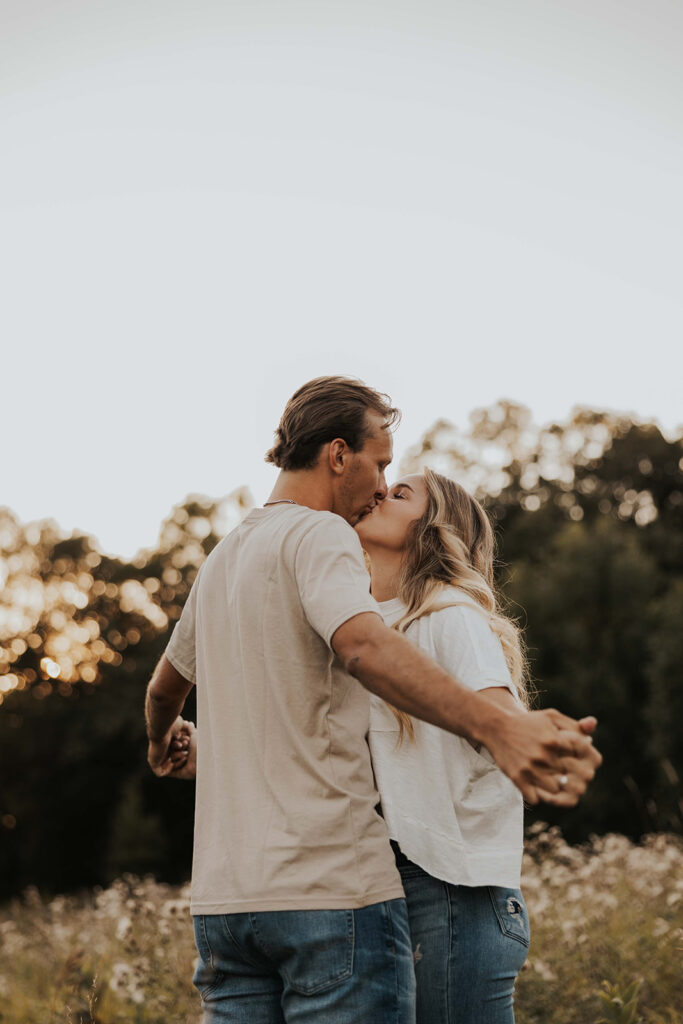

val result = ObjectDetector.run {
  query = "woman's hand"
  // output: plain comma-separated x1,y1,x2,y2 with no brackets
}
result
480,704,602,807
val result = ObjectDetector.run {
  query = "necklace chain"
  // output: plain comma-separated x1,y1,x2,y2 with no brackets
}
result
263,499,300,506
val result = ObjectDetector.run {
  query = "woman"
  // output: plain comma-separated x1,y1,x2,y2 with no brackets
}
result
173,467,530,1023
355,467,530,1024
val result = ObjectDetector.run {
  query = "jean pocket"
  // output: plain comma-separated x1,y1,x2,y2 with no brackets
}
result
267,909,355,995
192,916,225,999
193,915,212,965
487,888,530,948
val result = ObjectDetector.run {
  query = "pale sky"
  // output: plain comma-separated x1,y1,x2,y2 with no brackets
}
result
3,0,682,557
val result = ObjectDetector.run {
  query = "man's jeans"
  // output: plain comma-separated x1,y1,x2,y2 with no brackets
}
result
396,849,530,1024
192,898,416,1023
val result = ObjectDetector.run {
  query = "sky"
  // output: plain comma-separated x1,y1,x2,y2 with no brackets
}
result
3,0,682,558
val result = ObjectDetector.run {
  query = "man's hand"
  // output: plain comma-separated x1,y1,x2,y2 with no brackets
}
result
147,715,187,777
480,706,602,806
167,719,198,780
145,655,194,776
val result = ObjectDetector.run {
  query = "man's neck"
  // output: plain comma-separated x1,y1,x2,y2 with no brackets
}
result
365,546,402,603
266,470,334,514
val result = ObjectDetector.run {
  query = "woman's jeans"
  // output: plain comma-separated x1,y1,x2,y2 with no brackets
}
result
192,898,416,1023
395,847,530,1024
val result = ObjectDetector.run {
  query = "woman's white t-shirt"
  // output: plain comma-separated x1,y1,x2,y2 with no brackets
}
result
368,587,524,888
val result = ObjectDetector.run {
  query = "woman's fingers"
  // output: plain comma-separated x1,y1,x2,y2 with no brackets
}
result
169,720,196,767
525,747,600,806
170,735,190,764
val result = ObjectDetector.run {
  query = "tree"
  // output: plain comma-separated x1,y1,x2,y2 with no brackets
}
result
0,489,251,898
402,402,683,842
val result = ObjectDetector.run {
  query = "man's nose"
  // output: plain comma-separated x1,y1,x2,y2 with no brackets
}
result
374,477,388,501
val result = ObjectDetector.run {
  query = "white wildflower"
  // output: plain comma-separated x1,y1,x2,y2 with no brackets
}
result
109,961,144,1004
161,898,190,919
531,959,557,981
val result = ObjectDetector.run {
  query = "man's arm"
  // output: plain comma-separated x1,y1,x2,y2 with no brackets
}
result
145,654,195,776
332,612,601,807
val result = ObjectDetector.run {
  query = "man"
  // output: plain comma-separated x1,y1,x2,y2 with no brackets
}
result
146,376,601,1024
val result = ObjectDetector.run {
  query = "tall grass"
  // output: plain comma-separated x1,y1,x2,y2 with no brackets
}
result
1,828,681,1023
515,827,683,1023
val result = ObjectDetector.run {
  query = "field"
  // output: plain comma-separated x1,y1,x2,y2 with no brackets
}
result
1,827,681,1024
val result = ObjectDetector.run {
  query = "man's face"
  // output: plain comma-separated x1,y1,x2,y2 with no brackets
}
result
338,411,393,526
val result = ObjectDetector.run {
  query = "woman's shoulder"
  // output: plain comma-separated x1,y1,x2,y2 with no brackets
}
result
417,588,513,687
424,587,490,625
415,587,499,652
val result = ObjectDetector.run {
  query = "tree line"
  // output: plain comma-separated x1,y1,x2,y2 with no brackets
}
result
0,403,681,898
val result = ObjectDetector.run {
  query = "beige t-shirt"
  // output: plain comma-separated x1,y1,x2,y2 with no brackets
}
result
165,503,404,914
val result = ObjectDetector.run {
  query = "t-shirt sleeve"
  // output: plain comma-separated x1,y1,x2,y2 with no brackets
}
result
427,603,517,697
294,515,381,648
165,569,201,683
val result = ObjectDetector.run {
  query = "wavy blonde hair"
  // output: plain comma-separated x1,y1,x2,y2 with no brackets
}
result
386,468,531,742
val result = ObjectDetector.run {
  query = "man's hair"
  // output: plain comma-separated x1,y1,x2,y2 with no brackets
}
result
265,376,400,471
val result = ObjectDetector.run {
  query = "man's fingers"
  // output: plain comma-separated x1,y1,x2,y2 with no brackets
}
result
544,708,586,732
545,709,599,740
546,728,595,759
153,757,175,777
561,752,601,781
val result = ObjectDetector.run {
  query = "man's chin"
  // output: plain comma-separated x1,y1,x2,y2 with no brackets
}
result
354,507,373,527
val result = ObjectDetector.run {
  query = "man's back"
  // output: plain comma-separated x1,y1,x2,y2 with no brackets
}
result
166,503,403,913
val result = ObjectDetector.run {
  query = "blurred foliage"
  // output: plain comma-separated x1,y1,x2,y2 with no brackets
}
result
596,979,642,1024
0,400,682,897
0,488,252,899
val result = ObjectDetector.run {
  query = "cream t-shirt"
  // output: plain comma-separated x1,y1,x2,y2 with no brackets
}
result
166,504,404,914
369,588,524,888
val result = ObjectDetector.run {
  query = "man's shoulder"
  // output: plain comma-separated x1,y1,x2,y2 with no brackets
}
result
299,506,355,532
232,506,358,552
289,508,361,559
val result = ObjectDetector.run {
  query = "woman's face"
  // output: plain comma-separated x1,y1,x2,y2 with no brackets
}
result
355,473,429,553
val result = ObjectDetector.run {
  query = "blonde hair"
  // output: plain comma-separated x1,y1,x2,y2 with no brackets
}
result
386,468,531,742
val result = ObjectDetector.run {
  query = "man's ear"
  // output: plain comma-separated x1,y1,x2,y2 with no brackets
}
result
328,438,349,476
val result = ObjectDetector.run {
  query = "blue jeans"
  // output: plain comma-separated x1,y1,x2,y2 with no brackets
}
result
396,849,529,1024
192,899,416,1023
